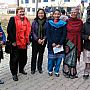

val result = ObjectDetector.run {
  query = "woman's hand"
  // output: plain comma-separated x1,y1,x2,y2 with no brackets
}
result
56,44,60,48
88,36,90,40
12,42,16,46
38,39,42,44
52,43,56,47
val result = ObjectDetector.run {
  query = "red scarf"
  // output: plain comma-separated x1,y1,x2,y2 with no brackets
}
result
14,16,31,49
66,18,83,60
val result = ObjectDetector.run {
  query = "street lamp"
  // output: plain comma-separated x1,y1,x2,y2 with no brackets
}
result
17,0,19,6
36,0,38,13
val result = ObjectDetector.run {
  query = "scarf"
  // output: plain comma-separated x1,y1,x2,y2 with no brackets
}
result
66,18,83,60
37,19,46,39
14,16,31,49
49,19,66,28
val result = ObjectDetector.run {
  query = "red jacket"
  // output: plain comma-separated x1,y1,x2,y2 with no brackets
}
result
15,16,31,49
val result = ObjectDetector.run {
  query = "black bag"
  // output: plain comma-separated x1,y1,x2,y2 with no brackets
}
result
5,41,11,54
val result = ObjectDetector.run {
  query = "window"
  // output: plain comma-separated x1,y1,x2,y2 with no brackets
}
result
25,0,29,3
43,0,48,2
21,0,24,4
32,0,35,3
38,0,41,2
27,8,30,12
84,0,88,2
64,0,70,2
51,0,55,1
32,8,35,12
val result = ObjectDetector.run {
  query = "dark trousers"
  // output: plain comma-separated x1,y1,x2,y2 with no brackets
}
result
31,41,46,71
10,46,27,75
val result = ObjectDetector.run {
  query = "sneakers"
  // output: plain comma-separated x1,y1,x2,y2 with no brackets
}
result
48,72,59,77
54,73,59,77
48,72,53,76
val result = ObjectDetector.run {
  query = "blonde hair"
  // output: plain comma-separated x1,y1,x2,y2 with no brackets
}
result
16,6,25,14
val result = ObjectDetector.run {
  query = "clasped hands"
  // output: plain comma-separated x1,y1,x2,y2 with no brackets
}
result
38,39,45,45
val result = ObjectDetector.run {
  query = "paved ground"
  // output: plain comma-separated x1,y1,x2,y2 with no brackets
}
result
0,45,90,90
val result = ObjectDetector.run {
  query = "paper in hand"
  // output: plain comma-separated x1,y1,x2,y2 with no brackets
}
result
53,45,64,54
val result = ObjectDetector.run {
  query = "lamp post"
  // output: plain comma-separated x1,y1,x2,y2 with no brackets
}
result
36,0,38,13
17,0,19,6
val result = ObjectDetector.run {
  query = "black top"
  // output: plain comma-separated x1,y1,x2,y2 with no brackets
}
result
82,18,90,51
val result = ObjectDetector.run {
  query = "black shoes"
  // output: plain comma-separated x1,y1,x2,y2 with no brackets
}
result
31,70,43,74
19,70,27,75
83,74,89,79
0,80,4,84
39,70,43,74
12,75,18,81
31,70,35,74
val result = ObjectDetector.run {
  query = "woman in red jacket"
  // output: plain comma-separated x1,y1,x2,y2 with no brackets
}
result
7,7,31,81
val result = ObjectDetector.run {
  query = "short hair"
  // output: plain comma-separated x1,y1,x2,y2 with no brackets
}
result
16,6,25,14
61,10,65,14
81,1,84,3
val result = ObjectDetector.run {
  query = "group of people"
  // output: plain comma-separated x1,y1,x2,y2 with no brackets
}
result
0,5,90,84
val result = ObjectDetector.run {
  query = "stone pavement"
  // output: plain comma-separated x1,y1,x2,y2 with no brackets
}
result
0,45,90,90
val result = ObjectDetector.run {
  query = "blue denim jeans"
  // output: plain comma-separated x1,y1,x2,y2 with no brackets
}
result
48,56,63,73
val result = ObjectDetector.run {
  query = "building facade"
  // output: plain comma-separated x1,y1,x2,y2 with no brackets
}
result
18,0,90,15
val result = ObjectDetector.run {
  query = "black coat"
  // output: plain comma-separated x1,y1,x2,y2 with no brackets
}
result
7,17,16,43
82,18,90,51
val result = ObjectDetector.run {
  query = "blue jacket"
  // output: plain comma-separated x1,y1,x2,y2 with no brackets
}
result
0,25,6,44
46,20,67,51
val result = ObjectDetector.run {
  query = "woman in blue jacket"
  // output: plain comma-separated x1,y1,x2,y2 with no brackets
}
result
0,24,6,84
46,9,66,77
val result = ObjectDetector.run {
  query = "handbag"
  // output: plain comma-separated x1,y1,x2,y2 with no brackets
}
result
5,41,11,54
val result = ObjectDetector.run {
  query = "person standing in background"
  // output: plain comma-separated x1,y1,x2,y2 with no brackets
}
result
31,8,47,74
7,7,31,81
86,3,90,19
0,23,6,84
60,10,68,21
80,1,84,19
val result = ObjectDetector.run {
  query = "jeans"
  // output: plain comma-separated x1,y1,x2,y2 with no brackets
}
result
48,56,63,73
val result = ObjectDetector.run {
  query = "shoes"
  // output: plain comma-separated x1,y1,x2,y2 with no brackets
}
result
12,75,18,81
55,73,59,77
39,70,43,74
83,74,89,79
48,72,53,76
0,80,4,84
31,70,35,74
19,70,27,75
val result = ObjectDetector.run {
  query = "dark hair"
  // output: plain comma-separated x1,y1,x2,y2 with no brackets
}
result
61,10,65,14
81,1,84,3
36,8,46,19
53,9,61,14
